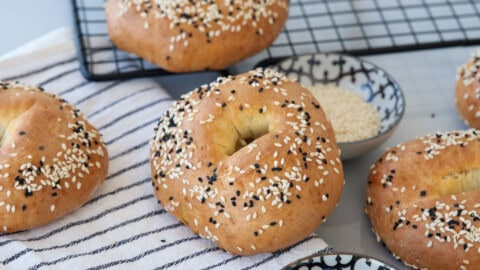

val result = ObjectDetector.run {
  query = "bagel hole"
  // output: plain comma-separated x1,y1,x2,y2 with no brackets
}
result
0,126,5,148
228,124,270,156
438,168,480,195
0,101,35,149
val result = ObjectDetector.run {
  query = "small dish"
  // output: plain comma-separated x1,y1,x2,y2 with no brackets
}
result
268,53,405,160
282,252,396,270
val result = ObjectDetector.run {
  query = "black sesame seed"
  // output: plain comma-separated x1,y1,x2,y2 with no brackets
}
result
24,189,33,197
19,131,26,136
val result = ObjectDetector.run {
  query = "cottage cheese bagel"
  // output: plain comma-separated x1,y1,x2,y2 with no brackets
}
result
106,0,289,72
456,49,480,128
149,69,344,255
366,129,480,269
0,81,108,233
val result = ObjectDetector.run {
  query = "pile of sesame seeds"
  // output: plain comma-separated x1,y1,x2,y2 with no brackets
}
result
150,68,343,252
117,0,287,52
0,81,106,232
307,84,381,143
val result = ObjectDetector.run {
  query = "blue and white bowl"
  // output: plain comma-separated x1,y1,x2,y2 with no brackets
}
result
282,252,396,270
268,53,405,160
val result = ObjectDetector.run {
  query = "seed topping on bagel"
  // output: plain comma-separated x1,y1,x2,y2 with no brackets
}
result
116,0,288,51
150,68,343,254
366,129,480,269
0,81,107,232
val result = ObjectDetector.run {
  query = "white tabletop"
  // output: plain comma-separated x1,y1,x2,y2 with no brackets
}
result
1,1,478,269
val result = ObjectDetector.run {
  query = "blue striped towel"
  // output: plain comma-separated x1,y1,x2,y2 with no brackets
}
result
0,28,331,270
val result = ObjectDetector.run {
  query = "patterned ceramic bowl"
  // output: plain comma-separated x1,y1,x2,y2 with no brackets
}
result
267,53,405,160
282,252,396,270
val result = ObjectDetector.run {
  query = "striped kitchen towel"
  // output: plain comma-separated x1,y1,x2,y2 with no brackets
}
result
0,28,331,270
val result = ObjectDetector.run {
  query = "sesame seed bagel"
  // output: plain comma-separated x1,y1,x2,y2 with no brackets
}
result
456,50,480,129
105,0,289,73
365,129,480,269
149,69,344,255
0,81,108,233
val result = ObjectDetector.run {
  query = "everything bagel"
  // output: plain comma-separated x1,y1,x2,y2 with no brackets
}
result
456,49,480,129
105,0,289,72
149,69,344,255
0,81,108,233
365,129,480,269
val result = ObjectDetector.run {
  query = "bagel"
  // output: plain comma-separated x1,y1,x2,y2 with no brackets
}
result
105,0,289,73
456,49,480,128
0,81,108,233
149,68,344,255
365,129,480,269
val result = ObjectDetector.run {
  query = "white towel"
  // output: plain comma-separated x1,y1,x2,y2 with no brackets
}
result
0,28,331,270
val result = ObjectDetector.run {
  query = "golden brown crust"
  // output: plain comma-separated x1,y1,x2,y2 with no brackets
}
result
105,0,289,73
149,68,344,255
0,81,108,233
365,130,480,269
456,50,480,129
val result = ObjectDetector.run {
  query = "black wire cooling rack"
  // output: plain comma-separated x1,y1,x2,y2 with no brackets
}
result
72,0,480,81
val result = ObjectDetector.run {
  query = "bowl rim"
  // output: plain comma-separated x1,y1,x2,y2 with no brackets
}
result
281,251,397,270
271,52,406,147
